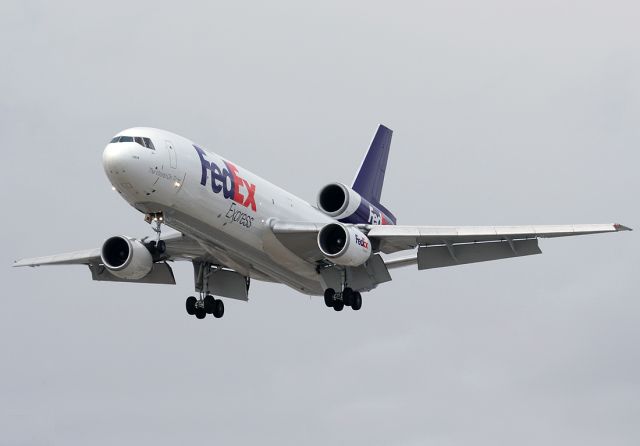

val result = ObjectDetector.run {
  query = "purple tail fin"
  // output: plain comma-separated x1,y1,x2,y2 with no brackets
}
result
352,124,392,202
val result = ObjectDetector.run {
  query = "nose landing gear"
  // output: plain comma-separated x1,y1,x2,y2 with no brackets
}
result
144,212,166,254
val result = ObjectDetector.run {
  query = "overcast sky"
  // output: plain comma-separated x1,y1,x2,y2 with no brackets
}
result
1,1,639,445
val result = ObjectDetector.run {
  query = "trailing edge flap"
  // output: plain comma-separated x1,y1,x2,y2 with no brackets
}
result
417,239,541,270
89,262,176,284
384,239,542,270
193,266,248,301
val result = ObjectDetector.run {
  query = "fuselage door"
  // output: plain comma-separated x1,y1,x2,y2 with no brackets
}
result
166,140,177,168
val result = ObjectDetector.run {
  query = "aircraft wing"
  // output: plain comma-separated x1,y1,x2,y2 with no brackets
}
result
271,221,630,271
12,232,208,267
370,222,631,270
12,233,221,285
13,247,102,267
367,223,631,254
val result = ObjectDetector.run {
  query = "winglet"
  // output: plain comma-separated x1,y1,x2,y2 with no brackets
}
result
614,223,632,231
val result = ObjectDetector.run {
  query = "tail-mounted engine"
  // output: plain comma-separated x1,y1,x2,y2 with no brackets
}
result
317,182,396,225
317,222,372,267
101,236,153,280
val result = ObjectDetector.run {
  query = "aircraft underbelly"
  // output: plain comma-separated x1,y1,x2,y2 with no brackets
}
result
144,203,324,295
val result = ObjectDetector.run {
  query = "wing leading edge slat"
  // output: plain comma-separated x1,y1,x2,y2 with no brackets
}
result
13,248,102,267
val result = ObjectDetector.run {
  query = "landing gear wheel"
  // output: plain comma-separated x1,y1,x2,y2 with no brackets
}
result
186,296,197,315
157,240,166,254
333,301,344,311
213,299,225,318
195,308,206,319
324,288,336,307
342,287,354,306
351,291,362,311
203,295,216,314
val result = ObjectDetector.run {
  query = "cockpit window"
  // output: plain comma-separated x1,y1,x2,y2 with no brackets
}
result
109,135,155,150
143,137,155,150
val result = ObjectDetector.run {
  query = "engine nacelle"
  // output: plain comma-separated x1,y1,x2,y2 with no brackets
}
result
101,236,153,280
317,182,396,225
317,223,372,267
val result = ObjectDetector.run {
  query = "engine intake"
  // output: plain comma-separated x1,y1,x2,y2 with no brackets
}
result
317,183,359,218
317,223,372,267
317,182,396,225
101,236,153,280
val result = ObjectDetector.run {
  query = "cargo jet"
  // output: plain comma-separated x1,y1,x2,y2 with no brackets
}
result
14,125,631,319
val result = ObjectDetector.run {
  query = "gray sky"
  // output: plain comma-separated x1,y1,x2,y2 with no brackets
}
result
1,1,639,444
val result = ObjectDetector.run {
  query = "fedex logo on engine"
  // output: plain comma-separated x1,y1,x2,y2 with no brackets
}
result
355,235,369,249
194,145,257,212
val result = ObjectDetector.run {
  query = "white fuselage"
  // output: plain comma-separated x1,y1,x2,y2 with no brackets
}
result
102,127,334,295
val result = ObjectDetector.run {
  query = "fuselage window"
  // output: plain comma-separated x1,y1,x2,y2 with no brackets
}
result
134,136,145,146
110,136,121,143
119,136,133,143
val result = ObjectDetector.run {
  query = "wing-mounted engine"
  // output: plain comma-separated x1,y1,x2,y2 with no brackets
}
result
317,222,372,267
101,236,153,279
317,182,396,225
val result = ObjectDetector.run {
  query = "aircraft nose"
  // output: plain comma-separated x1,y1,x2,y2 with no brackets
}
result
102,141,150,193
102,135,182,208
102,141,131,174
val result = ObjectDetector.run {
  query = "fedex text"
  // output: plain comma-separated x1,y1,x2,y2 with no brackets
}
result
195,145,257,212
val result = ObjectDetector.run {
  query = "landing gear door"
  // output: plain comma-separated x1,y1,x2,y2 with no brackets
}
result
166,140,177,168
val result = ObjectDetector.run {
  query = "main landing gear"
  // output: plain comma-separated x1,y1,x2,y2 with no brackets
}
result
324,287,362,312
187,261,228,320
185,294,225,319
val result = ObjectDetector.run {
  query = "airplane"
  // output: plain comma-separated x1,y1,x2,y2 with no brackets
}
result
14,125,631,319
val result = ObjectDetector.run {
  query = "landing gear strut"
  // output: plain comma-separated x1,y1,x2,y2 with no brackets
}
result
144,212,166,255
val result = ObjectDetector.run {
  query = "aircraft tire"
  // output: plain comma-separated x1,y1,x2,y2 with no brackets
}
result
195,308,206,319
324,288,335,307
186,296,197,315
333,301,344,311
157,240,166,254
352,292,362,311
213,299,225,318
203,295,216,314
342,288,354,306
